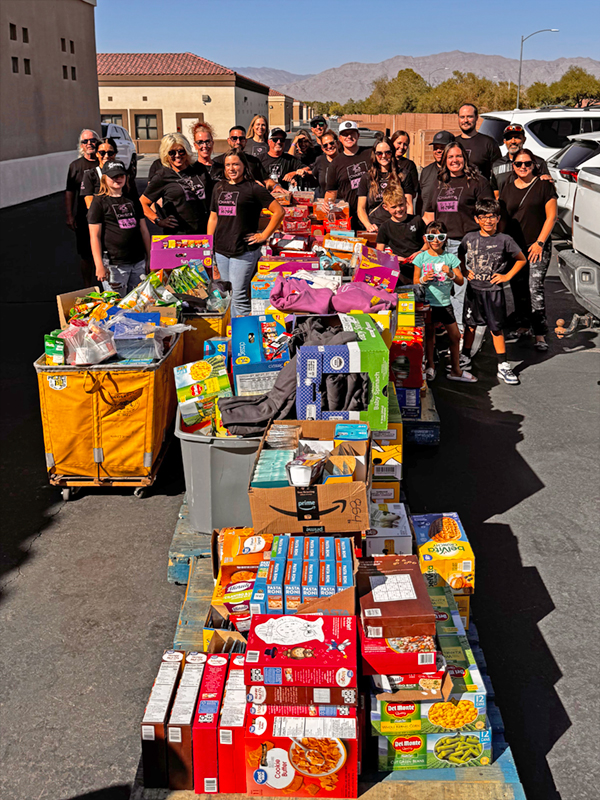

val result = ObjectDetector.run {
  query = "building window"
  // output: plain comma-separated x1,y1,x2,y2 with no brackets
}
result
22,27,29,43
135,114,158,140
142,96,148,101
12,57,18,73
101,114,123,126
70,40,74,54
10,23,17,40
24,58,31,75
62,65,68,79
107,96,113,102
61,37,66,51
71,66,76,80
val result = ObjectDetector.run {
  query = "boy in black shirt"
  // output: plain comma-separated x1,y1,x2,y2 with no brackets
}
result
459,199,526,384
376,185,426,283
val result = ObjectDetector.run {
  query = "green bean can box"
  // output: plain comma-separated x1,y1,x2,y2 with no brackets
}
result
377,728,492,770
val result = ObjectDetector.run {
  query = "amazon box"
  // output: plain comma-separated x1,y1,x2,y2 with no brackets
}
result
166,652,207,790
248,420,371,535
192,653,230,794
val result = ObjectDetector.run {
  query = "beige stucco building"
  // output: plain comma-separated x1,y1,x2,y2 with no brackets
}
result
0,0,100,207
97,53,269,153
268,89,293,130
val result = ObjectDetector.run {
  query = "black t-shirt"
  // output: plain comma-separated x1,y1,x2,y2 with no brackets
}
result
456,133,502,180
212,152,267,184
81,166,139,201
499,178,557,250
144,163,213,234
245,139,269,159
311,154,335,199
490,154,550,193
210,179,275,258
419,161,441,211
87,194,146,266
425,175,493,240
325,147,372,214
148,158,165,181
357,172,395,225
258,152,304,189
397,157,419,196
459,231,523,291
297,145,322,166
376,214,426,259
66,156,99,219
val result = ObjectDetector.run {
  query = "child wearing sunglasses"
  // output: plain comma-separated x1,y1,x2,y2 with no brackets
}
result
413,222,476,383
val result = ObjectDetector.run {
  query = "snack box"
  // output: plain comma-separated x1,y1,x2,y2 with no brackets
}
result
212,564,260,618
248,703,358,719
370,442,403,481
390,327,423,390
245,711,358,797
244,615,357,689
221,530,274,567
258,259,320,275
231,314,290,397
377,728,492,771
359,626,437,676
353,247,400,293
141,650,185,788
365,503,412,556
396,290,416,327
166,652,207,790
251,274,278,315
357,555,436,639
150,234,213,272
218,654,248,794
192,653,230,794
412,513,475,595
247,684,359,707
369,479,401,505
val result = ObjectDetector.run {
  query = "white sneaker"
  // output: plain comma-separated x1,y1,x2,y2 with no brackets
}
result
497,361,519,385
446,354,471,371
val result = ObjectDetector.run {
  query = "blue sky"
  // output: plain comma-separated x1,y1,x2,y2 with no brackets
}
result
95,0,599,75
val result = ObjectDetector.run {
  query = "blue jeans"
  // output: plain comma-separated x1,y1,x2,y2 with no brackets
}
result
215,249,260,317
446,237,466,325
102,258,146,298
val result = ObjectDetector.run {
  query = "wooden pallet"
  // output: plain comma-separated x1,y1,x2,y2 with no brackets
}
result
167,497,212,585
172,555,214,652
403,390,441,446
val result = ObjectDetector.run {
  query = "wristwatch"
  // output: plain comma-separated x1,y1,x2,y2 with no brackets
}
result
536,240,545,247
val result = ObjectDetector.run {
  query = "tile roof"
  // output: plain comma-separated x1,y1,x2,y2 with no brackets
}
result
269,88,285,96
97,52,234,76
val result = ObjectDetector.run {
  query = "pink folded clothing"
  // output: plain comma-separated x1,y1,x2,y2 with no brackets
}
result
331,281,397,313
270,275,334,314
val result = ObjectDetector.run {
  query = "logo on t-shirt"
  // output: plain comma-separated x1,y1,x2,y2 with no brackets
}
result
436,185,463,213
113,200,137,229
347,161,368,190
218,190,239,216
179,174,206,202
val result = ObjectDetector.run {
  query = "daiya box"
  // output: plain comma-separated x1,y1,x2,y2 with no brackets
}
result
359,625,437,675
296,314,389,430
166,652,207,790
247,684,359,707
365,503,412,556
412,513,475,595
245,712,358,797
192,653,230,794
231,315,290,397
377,728,492,771
141,650,185,788
244,615,357,689
248,420,371,535
218,654,248,794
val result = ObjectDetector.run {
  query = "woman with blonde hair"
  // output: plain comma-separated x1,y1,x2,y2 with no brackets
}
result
245,115,269,158
141,132,213,233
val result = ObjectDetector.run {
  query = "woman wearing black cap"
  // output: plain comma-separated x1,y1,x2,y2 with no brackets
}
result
81,137,138,209
419,131,455,214
88,161,151,297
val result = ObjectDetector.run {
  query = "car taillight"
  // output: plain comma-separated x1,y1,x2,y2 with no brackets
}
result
560,169,579,183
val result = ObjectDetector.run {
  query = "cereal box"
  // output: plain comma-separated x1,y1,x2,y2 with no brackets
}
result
245,712,358,797
218,655,248,794
245,615,357,689
247,685,359,707
166,652,207,790
192,653,229,794
359,624,437,676
412,513,475,595
377,728,492,770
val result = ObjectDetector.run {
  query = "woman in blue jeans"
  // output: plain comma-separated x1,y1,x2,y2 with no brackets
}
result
207,151,284,316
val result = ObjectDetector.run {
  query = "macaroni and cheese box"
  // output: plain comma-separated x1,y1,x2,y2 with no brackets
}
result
245,615,357,689
319,560,337,598
412,513,475,595
284,560,303,613
377,728,492,771
192,653,229,794
247,684,359,707
359,625,437,676
301,560,320,603
221,530,274,567
166,652,207,790
266,559,285,613
218,655,248,794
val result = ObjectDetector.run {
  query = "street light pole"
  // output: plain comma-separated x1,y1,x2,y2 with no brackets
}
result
516,28,559,109
428,67,449,86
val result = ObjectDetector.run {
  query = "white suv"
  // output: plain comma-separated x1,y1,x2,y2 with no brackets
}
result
479,107,600,162
548,133,600,237
101,122,138,175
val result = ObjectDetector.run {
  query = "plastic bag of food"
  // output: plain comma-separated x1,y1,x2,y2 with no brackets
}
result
58,320,116,365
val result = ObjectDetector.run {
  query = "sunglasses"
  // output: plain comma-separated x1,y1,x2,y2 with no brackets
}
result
425,233,447,242
504,125,525,134
514,160,533,168
478,213,499,220
339,130,357,136
322,142,337,149
271,138,286,143
168,149,186,157
229,135,246,141
98,149,116,156
375,150,392,157
195,139,212,146
81,138,97,144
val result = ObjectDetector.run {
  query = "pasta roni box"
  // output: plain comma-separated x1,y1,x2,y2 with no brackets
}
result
192,653,230,794
231,315,290,397
245,711,358,797
377,728,492,771
218,654,248,794
412,513,475,595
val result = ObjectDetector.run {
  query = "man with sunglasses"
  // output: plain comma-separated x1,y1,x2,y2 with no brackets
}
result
66,129,100,286
490,124,551,196
212,126,267,184
310,115,329,150
325,120,371,229
258,128,307,190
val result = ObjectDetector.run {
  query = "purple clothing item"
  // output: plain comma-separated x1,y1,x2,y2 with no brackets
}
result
270,275,334,314
331,281,397,314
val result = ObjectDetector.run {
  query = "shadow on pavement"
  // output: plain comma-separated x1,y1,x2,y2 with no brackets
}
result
64,787,130,800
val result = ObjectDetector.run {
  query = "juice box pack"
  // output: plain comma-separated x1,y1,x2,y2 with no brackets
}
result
377,728,492,771
412,513,475,595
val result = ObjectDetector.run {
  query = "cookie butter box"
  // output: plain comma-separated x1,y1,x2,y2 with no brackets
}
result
244,615,357,689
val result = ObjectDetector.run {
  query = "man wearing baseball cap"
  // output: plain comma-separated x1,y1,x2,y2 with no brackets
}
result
325,120,371,228
419,131,455,213
490,124,551,195
310,115,329,149
258,127,307,190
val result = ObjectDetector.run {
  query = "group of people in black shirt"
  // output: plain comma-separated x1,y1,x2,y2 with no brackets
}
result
66,103,557,377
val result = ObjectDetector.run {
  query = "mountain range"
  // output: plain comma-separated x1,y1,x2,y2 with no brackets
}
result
236,51,600,103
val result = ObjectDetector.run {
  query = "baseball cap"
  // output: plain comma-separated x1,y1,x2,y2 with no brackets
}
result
269,127,287,140
429,130,456,147
102,160,127,177
310,115,327,127
503,124,525,138
338,120,359,132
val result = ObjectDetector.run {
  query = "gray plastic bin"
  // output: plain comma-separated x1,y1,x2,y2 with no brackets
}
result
174,410,261,533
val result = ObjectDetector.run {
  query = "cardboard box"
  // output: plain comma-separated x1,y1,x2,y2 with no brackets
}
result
349,306,397,348
203,336,229,359
365,503,412,556
390,327,423,390
150,234,213,272
371,696,487,736
257,259,320,275
396,291,416,327
359,625,437,675
377,727,492,771
455,594,470,629
371,441,403,481
57,286,100,329
357,555,436,639
231,315,290,397
244,614,357,689
437,633,486,711
248,703,358,718
370,479,401,505
245,712,358,797
166,652,207,790
247,684,359,707
412,513,475,595
353,247,400,292
251,273,278,315
221,530,274,567
248,420,371,535
192,653,230,794
218,654,248,794
427,585,467,638
141,650,185,788
371,659,449,701
296,314,389,429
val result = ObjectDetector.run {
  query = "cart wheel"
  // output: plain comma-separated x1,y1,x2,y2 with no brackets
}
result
133,487,146,499
62,488,71,501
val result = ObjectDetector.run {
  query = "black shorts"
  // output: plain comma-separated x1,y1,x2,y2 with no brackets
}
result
430,305,456,325
463,285,506,333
